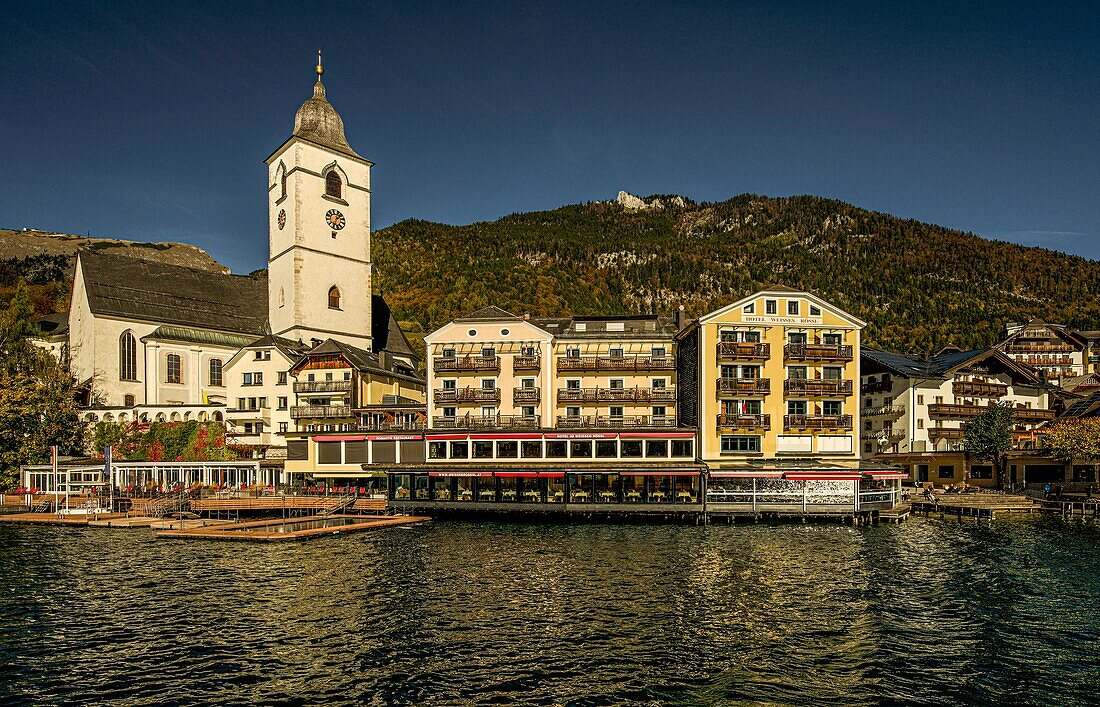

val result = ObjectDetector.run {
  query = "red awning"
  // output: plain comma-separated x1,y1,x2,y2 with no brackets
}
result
425,434,469,441
313,435,366,442
428,471,493,478
618,432,696,439
544,432,617,440
538,472,565,479
619,470,700,477
784,472,863,481
367,434,422,441
468,433,543,440
709,471,784,478
494,472,540,478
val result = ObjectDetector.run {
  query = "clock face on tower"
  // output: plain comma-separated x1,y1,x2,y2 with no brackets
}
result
277,209,286,230
325,209,346,230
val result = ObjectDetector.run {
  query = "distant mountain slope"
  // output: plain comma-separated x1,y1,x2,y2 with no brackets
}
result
373,192,1100,353
0,229,231,315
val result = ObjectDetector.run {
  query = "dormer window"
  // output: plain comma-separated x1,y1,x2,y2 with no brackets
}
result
765,300,777,315
328,286,341,310
787,301,799,316
325,171,342,199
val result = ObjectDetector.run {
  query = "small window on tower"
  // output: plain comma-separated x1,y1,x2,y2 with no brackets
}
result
325,171,342,199
328,286,341,310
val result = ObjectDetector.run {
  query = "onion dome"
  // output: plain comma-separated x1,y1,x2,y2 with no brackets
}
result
292,51,361,158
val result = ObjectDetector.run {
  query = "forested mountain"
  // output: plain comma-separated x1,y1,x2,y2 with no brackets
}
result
5,193,1100,356
374,193,1100,355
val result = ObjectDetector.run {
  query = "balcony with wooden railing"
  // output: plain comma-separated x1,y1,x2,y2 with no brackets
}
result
290,405,353,419
1003,342,1076,354
357,418,427,432
877,427,906,444
783,414,853,430
784,343,854,362
716,377,771,396
862,403,905,417
433,387,501,404
928,403,985,418
861,378,893,394
929,426,965,440
557,387,677,403
433,355,501,373
513,355,541,372
512,387,541,403
952,380,1008,398
716,341,770,360
556,415,677,429
556,355,676,372
717,413,771,430
784,378,853,396
1011,407,1056,422
431,414,541,430
294,379,353,394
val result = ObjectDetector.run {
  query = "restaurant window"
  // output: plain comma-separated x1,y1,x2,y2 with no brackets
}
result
938,465,955,478
596,440,617,458
428,442,447,459
971,465,994,480
316,442,341,465
449,441,468,459
209,359,223,387
546,441,567,458
721,435,761,453
497,441,518,458
472,441,494,459
570,441,592,458
165,354,181,384
119,331,137,381
521,441,543,458
671,440,693,457
646,440,668,457
787,300,799,315
621,440,643,458
765,300,777,314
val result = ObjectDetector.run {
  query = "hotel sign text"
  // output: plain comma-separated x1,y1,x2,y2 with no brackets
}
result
742,315,824,325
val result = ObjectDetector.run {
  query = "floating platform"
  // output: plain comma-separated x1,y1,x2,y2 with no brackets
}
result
0,512,126,526
911,494,1038,520
155,514,429,541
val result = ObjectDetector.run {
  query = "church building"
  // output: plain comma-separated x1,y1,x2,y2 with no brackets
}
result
61,57,425,458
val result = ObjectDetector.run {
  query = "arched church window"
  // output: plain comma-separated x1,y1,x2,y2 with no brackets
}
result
119,331,137,381
278,163,287,201
325,170,342,199
209,358,223,387
166,354,182,384
328,286,341,310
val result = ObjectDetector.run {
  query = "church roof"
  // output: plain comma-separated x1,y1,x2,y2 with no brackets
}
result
372,295,417,362
291,56,360,159
141,326,256,349
78,250,268,335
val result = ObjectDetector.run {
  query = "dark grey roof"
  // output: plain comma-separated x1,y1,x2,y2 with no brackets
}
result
34,312,68,336
372,294,417,362
244,334,311,359
291,77,361,159
79,250,267,335
1060,390,1100,418
531,314,679,339
862,347,1035,381
458,305,520,321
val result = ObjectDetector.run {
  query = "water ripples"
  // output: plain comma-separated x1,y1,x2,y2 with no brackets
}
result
2,517,1099,705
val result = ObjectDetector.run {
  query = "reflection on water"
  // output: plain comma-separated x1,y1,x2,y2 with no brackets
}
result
1,517,1099,705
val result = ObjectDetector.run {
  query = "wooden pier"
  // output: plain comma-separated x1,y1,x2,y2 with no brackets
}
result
156,514,429,541
910,494,1038,520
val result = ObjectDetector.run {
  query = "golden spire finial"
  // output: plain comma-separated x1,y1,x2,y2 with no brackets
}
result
315,50,324,79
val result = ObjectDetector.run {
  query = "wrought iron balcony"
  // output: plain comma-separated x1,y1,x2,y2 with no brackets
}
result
716,377,771,396
716,341,770,360
293,380,353,394
433,387,501,404
783,378,853,396
784,343,854,361
555,414,677,429
716,413,771,430
290,405,353,419
433,355,500,372
783,414,853,430
556,387,676,403
556,355,676,372
356,419,427,432
431,414,541,430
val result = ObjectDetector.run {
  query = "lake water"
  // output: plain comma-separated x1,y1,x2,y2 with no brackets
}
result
2,517,1099,706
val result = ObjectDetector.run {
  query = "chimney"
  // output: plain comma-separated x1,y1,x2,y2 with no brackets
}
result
676,304,686,329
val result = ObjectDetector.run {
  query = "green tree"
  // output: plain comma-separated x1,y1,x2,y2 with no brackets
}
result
0,280,86,490
963,402,1015,490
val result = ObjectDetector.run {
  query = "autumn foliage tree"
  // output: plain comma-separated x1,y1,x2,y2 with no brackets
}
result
1042,418,1100,463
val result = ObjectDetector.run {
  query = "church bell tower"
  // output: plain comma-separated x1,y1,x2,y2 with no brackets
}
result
265,53,373,351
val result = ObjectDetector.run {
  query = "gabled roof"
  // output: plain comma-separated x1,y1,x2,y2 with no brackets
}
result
244,334,311,358
290,338,424,386
862,347,1044,385
457,305,520,321
1059,390,1100,419
78,250,267,335
697,288,867,328
530,314,679,339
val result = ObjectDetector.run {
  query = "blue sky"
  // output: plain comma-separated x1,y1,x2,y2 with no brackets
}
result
1,1,1098,273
